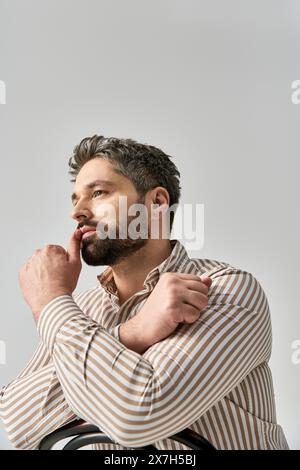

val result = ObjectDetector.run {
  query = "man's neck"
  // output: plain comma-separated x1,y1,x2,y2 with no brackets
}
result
111,239,173,306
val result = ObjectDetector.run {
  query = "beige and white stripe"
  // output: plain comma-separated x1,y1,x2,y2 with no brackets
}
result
0,239,289,450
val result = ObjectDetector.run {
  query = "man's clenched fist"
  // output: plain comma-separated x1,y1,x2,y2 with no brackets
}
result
18,229,83,323
127,272,213,350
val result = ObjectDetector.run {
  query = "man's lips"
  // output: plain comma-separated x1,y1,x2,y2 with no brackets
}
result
79,226,97,235
79,226,97,240
82,231,96,240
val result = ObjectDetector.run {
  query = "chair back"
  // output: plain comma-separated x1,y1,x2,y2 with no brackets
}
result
38,419,216,450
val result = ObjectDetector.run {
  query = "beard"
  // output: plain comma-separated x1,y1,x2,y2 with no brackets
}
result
80,198,150,266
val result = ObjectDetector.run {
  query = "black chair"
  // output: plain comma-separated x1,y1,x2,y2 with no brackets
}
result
38,419,216,450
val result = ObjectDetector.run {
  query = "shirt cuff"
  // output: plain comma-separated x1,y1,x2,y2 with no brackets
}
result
37,294,84,354
110,323,121,342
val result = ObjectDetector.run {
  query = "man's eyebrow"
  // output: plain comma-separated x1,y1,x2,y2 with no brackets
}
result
71,179,116,203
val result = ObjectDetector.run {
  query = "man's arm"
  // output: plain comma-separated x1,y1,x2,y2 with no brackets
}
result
36,267,271,448
0,290,93,449
0,359,77,449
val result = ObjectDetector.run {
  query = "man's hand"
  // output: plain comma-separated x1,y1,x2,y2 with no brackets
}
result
120,272,212,353
19,228,83,323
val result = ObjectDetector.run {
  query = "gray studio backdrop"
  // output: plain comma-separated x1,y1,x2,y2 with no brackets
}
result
0,0,299,450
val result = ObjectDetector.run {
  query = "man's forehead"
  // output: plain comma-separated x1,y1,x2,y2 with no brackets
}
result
75,158,120,184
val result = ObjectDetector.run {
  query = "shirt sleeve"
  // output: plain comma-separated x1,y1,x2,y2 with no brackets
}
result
36,267,272,448
0,290,88,449
0,361,78,449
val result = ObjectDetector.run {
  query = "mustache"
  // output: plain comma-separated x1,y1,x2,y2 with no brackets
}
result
77,221,98,230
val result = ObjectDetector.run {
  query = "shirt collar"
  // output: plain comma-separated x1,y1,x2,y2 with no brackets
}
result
96,239,191,296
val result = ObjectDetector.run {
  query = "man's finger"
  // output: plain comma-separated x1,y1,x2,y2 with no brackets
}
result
67,229,83,263
200,275,212,287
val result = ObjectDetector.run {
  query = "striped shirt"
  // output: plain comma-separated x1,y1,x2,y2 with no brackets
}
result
0,239,289,450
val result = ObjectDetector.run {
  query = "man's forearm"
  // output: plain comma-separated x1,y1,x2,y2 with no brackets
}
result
118,315,152,354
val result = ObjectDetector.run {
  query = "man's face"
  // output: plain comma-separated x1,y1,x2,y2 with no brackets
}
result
70,158,150,266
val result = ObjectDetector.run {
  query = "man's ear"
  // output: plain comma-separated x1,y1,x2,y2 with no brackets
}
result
152,187,170,207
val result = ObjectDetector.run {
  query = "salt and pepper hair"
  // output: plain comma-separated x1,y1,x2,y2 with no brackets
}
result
68,134,181,230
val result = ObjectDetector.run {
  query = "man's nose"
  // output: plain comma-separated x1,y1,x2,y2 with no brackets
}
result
69,205,93,222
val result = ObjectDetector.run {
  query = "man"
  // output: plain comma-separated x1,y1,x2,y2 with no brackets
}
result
0,135,289,450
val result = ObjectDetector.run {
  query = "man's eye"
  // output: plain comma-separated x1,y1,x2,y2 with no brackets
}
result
93,190,106,198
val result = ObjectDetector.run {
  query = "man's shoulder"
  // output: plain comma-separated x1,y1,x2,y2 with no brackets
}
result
187,256,240,277
188,256,260,280
187,257,268,312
